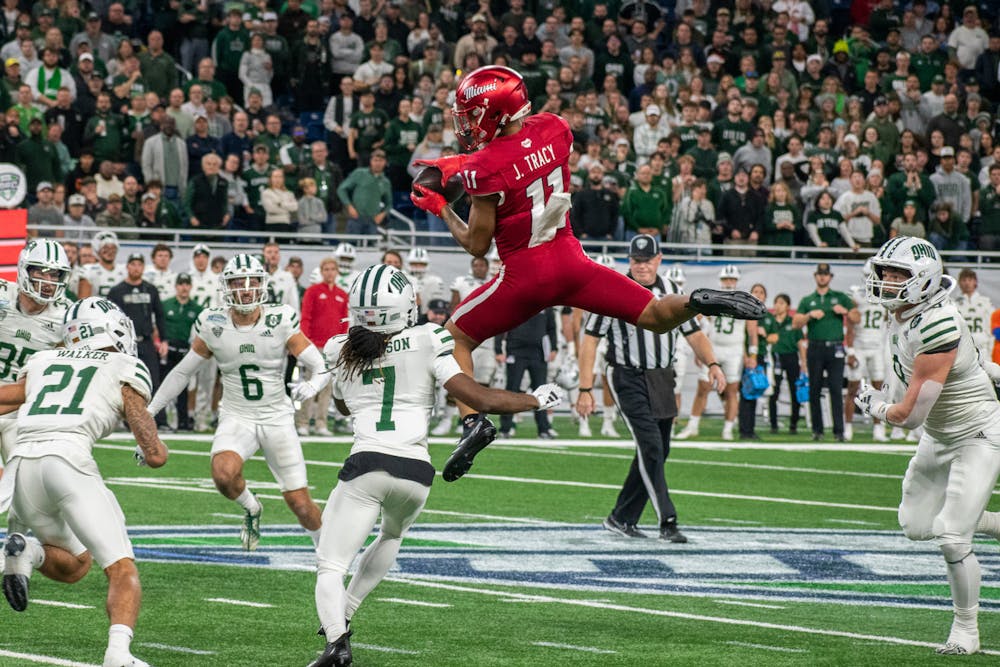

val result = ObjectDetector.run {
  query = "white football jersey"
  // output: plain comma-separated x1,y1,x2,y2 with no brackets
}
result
67,264,89,297
708,314,746,348
0,279,69,386
12,348,151,470
325,323,461,462
81,262,125,297
451,274,485,302
267,269,301,314
193,304,300,423
143,267,177,301
953,291,994,356
412,272,447,313
336,270,360,293
851,286,889,350
888,301,1000,441
190,268,222,309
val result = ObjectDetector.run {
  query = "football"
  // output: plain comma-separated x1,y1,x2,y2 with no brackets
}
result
413,165,466,204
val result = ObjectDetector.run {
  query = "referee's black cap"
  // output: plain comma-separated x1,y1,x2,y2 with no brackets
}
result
629,234,660,260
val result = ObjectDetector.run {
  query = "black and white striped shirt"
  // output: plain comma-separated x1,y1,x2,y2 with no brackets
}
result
584,275,698,369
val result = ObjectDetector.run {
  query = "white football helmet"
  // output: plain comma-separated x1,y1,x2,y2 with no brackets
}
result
334,242,357,270
220,254,270,314
18,238,70,304
555,356,580,390
866,236,943,312
349,264,416,334
406,247,430,276
719,264,740,288
594,253,616,270
308,267,321,285
63,297,137,355
91,229,119,253
666,264,686,286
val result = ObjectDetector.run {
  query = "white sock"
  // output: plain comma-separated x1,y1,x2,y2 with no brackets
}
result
307,528,321,547
952,604,979,635
723,419,735,431
26,536,45,569
686,416,700,430
107,624,133,655
945,552,981,611
235,488,262,515
976,511,1000,539
602,407,616,423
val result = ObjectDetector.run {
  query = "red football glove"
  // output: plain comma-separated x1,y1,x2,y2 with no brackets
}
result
412,154,469,188
411,183,447,217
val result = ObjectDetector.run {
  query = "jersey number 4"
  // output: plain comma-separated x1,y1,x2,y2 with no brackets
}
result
27,365,97,416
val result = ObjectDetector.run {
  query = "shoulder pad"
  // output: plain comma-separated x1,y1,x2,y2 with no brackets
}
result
912,303,961,353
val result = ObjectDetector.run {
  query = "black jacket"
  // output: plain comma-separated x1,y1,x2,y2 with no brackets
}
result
571,186,620,239
108,280,165,340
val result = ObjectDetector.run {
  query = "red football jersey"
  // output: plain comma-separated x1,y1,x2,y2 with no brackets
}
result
459,113,575,259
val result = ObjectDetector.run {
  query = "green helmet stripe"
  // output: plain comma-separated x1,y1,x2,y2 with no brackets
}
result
357,266,373,307
369,265,389,306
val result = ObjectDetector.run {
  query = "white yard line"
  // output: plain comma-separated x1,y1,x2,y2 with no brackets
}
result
32,599,95,610
705,518,763,525
714,599,786,610
377,597,452,608
137,643,217,656
0,649,99,667
210,513,245,519
725,641,807,653
203,597,274,608
420,509,560,525
531,642,618,654
386,576,1000,656
826,519,882,526
351,643,420,655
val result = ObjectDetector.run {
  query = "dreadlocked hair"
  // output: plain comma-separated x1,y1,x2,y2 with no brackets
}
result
336,325,394,379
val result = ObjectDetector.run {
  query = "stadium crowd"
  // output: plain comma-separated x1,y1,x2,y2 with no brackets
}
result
7,0,998,254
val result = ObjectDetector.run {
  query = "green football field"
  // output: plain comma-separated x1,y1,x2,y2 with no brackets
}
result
3,416,1000,666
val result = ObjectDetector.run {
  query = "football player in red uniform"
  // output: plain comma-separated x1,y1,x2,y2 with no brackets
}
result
411,66,764,481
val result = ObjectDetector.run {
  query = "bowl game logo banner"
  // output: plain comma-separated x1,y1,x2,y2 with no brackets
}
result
0,201,26,283
0,163,26,209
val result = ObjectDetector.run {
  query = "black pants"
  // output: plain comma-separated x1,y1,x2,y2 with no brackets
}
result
137,339,165,426
770,352,802,431
499,349,550,434
806,341,846,437
165,341,191,428
606,366,677,527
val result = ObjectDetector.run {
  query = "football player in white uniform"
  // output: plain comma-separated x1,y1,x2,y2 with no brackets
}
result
148,255,328,550
187,244,221,430
433,256,497,435
77,230,125,299
263,241,301,314
308,264,562,666
0,239,73,468
334,242,359,292
142,243,176,302
953,268,994,365
676,265,758,441
856,237,1000,656
405,247,446,316
0,297,168,667
844,262,890,441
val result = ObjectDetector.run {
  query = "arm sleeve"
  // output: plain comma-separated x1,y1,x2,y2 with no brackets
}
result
147,348,205,414
806,221,822,246
296,343,327,376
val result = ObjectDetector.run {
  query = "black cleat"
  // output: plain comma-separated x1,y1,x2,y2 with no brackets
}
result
660,523,689,543
3,533,31,612
602,514,648,538
308,631,352,667
442,416,497,482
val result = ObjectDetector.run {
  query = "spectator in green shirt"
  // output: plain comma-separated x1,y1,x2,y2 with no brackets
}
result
621,164,670,238
337,149,392,242
82,91,126,167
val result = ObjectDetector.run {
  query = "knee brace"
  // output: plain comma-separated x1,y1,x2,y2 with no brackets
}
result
940,541,973,564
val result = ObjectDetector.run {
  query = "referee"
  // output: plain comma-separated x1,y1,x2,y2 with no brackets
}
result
108,252,168,426
576,235,725,542
791,263,859,441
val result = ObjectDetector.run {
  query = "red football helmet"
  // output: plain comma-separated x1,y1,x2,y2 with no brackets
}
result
453,66,531,152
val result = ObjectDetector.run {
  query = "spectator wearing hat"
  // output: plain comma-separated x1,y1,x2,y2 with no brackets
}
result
242,144,273,233
297,257,348,436
160,272,203,431
347,89,388,166
108,252,168,427
890,199,927,239
67,13,115,65
16,116,61,194
95,193,136,237
278,124,312,193
931,146,972,223
633,104,669,164
424,298,450,326
63,193,96,241
26,181,62,226
141,115,188,208
185,153,230,233
134,191,170,240
237,33,272,108
186,112,221,178
337,148,392,241
453,14,497,69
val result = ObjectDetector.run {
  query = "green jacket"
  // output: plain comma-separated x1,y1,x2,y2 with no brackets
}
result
83,112,127,163
162,297,203,342
337,167,392,217
138,51,178,99
15,135,62,191
212,27,250,74
383,118,422,167
621,184,669,232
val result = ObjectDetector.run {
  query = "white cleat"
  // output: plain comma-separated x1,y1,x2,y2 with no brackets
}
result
314,427,332,437
936,633,980,655
600,422,619,438
891,427,905,440
843,423,853,441
103,650,151,667
722,427,734,441
430,419,451,436
578,419,592,437
872,423,889,442
297,426,311,437
906,430,919,442
674,425,698,440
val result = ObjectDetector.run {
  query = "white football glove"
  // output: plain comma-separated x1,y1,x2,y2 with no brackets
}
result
854,379,889,421
981,359,1000,384
289,371,333,403
134,445,147,467
531,383,564,411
